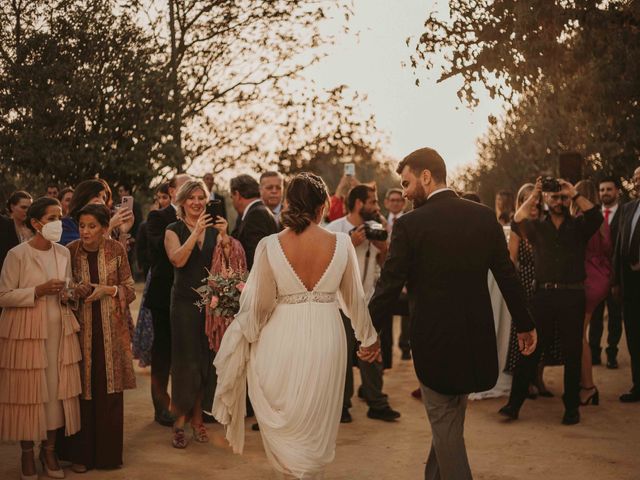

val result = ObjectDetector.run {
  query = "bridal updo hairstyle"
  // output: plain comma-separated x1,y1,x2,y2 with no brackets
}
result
281,173,329,234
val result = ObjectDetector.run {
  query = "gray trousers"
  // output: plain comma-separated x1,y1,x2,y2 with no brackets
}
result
342,314,389,410
420,384,473,480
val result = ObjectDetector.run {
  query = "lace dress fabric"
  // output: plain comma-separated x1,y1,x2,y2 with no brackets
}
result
212,233,377,479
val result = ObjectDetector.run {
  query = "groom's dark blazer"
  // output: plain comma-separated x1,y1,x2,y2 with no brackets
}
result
369,190,535,395
232,200,278,270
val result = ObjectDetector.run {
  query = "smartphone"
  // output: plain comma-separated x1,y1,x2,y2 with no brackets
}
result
344,163,355,176
121,195,134,210
206,200,226,220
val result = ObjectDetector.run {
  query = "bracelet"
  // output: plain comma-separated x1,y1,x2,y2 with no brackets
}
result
111,286,118,298
571,192,581,201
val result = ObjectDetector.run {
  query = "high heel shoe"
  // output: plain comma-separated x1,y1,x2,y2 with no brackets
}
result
39,445,65,479
20,447,37,480
580,386,599,406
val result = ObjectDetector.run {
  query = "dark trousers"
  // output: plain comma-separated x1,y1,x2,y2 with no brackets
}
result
509,289,585,410
380,315,411,368
380,315,393,369
399,315,411,351
150,307,172,416
623,285,640,393
589,293,623,360
342,314,389,410
420,384,472,480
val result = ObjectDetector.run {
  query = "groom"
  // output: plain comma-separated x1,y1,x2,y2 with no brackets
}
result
369,148,537,479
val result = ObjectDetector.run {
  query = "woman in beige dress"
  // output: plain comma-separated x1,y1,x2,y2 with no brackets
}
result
0,197,82,479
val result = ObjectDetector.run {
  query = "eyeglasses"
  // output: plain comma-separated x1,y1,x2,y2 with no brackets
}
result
549,194,569,201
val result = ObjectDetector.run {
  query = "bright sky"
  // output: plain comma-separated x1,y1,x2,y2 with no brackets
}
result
305,0,503,175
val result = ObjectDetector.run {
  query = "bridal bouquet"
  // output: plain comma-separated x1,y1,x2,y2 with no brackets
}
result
194,269,248,317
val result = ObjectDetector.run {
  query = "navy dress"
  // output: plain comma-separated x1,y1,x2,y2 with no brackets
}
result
167,221,216,416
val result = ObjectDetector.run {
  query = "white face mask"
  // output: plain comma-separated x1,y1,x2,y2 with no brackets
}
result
39,220,63,242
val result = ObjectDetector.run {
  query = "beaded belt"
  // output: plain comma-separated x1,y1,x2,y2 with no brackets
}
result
277,292,337,305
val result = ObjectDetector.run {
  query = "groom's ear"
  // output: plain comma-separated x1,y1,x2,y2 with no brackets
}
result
420,169,433,186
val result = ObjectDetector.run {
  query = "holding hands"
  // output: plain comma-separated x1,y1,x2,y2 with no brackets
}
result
357,338,381,363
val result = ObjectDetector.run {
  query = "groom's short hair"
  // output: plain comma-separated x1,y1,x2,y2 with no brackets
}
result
397,147,447,183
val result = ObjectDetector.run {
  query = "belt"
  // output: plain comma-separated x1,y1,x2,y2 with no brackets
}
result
537,282,584,291
277,292,337,305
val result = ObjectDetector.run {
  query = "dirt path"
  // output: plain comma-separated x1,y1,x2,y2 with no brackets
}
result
2,289,639,479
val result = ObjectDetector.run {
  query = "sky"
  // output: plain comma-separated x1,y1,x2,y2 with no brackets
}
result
304,0,504,175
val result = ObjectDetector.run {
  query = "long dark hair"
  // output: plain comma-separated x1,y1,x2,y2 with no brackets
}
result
280,173,329,234
68,180,106,220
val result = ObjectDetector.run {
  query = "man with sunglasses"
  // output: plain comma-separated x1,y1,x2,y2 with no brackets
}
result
500,176,603,425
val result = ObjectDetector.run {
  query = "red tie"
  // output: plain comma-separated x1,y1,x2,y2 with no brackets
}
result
604,208,611,224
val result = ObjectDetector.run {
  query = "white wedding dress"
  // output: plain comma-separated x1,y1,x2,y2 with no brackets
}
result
212,232,378,479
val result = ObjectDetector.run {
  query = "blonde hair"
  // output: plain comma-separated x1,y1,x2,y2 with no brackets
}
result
175,180,209,220
516,183,535,210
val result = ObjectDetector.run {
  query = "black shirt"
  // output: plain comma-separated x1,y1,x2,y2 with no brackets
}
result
512,207,603,285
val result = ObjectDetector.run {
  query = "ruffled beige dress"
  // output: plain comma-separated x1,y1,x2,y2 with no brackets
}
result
0,242,82,441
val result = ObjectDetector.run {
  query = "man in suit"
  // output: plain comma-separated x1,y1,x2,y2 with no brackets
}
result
590,176,624,368
203,172,228,220
259,171,284,229
613,165,640,403
229,174,278,430
230,174,278,269
384,188,411,361
145,173,191,426
369,148,536,480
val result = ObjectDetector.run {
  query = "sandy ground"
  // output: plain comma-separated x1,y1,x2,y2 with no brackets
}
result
1,285,639,480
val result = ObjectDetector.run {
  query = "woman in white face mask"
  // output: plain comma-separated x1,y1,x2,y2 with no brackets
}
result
0,197,82,480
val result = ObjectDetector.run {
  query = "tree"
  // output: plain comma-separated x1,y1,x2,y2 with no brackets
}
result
0,0,172,200
272,85,395,193
139,0,359,174
410,0,640,198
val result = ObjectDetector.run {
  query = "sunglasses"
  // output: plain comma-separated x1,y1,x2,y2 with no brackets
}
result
549,194,569,201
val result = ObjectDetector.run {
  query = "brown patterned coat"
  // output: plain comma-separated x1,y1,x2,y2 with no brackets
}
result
68,238,136,400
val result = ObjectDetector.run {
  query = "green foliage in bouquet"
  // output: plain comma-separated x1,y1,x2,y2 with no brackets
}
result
194,269,248,318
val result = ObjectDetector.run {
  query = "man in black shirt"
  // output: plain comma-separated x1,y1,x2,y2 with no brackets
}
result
500,177,603,425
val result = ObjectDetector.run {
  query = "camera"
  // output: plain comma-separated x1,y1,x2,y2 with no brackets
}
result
541,177,561,192
363,221,388,242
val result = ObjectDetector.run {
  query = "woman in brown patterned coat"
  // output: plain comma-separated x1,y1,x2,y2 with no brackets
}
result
65,204,136,472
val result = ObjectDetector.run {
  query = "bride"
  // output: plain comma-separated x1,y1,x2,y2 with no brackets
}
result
212,172,380,479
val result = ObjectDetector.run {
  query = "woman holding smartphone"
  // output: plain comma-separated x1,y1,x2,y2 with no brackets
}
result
164,180,228,448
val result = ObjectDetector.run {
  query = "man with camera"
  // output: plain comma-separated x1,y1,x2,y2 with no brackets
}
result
500,176,603,425
327,184,401,423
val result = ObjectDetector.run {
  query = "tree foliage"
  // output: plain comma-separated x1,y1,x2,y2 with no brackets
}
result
0,0,172,199
140,0,369,175
412,0,640,200
0,0,387,203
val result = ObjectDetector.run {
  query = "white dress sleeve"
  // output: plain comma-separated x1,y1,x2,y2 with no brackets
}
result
337,234,378,347
211,237,277,453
